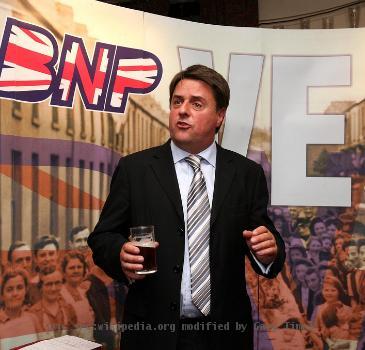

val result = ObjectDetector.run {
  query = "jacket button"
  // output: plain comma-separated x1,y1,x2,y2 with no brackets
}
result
173,265,182,273
169,302,177,311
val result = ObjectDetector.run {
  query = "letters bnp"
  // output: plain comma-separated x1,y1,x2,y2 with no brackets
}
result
0,17,163,114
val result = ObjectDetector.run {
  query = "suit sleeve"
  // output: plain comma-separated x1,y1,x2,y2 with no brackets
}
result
246,165,286,278
87,157,131,282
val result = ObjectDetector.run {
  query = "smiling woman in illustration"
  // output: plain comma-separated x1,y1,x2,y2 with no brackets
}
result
0,268,39,348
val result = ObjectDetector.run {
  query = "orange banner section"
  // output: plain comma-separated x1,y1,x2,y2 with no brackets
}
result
0,165,105,209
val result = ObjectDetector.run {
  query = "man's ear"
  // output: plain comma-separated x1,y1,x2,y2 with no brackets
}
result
216,108,226,129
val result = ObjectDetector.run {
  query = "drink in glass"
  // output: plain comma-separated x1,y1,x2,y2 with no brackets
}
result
129,225,157,274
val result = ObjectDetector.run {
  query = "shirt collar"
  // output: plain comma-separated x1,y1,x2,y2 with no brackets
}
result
170,140,217,167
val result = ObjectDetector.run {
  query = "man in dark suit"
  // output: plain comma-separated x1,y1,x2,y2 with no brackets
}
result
88,64,285,350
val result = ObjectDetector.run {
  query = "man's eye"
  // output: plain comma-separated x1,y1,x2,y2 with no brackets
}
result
193,102,202,109
173,99,182,106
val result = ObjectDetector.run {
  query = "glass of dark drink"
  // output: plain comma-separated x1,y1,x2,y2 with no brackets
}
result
129,225,157,274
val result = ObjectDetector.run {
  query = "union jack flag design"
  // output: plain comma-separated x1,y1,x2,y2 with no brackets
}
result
0,17,58,102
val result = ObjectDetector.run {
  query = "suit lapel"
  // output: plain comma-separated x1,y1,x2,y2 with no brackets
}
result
211,145,236,227
149,141,184,224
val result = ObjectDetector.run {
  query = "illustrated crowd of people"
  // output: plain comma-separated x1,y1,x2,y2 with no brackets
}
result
0,227,127,350
2,208,365,349
2,210,365,350
246,205,365,350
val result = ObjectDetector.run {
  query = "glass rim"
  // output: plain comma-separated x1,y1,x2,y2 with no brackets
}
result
129,225,154,231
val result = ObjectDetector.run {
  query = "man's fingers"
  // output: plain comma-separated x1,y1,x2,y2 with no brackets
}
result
243,230,253,239
122,252,144,263
123,242,141,254
122,261,144,271
121,257,146,280
252,226,267,235
120,242,144,277
251,239,275,252
255,247,277,257
251,232,274,245
120,242,143,263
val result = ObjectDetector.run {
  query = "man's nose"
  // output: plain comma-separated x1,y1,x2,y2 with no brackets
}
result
178,101,189,116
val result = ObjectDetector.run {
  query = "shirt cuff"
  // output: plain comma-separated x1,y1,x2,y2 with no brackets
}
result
250,251,273,274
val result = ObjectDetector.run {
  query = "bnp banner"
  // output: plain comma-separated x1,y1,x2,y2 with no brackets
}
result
0,0,364,349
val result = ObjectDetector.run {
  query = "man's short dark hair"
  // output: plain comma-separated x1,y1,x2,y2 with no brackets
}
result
38,266,62,289
348,239,358,248
305,267,319,278
292,257,313,268
33,235,59,256
69,226,88,242
169,64,230,112
318,262,330,271
358,238,365,249
8,240,29,262
288,244,306,258
325,218,343,230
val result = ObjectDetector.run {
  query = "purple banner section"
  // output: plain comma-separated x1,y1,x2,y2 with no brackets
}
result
0,134,120,174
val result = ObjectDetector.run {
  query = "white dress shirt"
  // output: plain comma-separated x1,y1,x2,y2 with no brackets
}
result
170,140,272,318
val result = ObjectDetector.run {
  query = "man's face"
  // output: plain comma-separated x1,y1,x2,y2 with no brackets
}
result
314,222,326,237
169,79,225,154
304,207,315,219
335,238,344,253
359,246,365,267
305,272,320,292
41,270,63,303
298,223,310,239
327,224,337,238
308,239,322,253
64,258,84,286
322,237,332,252
35,243,58,271
288,207,298,220
289,248,304,261
346,245,359,268
11,246,32,273
295,264,308,283
71,229,90,251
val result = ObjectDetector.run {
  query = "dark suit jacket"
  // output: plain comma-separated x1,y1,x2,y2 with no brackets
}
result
88,140,285,350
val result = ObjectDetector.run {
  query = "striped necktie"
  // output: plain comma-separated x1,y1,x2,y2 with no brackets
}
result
185,154,211,316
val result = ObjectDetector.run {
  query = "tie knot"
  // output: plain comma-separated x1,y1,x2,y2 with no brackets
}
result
185,154,201,170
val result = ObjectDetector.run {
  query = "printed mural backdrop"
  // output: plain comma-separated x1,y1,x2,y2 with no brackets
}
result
0,0,365,349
